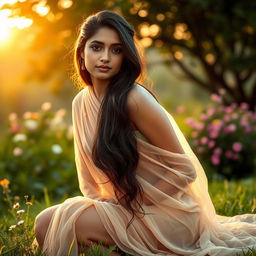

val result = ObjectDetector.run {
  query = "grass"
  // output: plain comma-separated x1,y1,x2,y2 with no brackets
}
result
0,178,255,256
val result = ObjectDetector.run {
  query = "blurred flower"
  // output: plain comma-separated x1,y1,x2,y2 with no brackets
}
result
8,112,18,122
9,225,17,231
26,201,33,206
13,147,23,156
10,124,20,133
13,202,20,209
17,220,24,225
23,112,39,119
51,144,63,154
213,147,222,155
0,178,10,187
176,105,185,113
197,147,204,153
17,209,25,215
224,106,233,114
232,113,238,120
232,142,242,152
240,103,249,110
13,133,27,142
24,119,38,131
224,115,231,122
225,150,233,159
224,124,236,134
208,140,215,148
218,88,226,95
56,108,66,118
200,136,208,145
210,93,222,103
211,155,220,165
199,113,207,121
41,102,52,111
209,131,218,138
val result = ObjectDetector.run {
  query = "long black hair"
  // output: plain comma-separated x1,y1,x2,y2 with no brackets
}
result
74,10,159,230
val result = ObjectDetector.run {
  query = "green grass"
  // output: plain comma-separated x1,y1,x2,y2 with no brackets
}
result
0,179,256,255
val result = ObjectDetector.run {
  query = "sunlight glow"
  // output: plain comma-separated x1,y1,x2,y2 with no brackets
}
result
58,0,73,9
0,0,26,8
0,9,33,43
32,1,50,17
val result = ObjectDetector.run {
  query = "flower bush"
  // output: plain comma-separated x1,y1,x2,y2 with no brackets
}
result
185,89,256,180
0,102,79,209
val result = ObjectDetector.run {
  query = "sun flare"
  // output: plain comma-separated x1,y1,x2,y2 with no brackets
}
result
0,8,33,44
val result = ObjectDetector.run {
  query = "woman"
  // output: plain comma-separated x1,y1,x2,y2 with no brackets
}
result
33,10,256,256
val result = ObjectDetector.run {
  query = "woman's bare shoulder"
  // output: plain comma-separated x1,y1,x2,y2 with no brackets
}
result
72,87,88,107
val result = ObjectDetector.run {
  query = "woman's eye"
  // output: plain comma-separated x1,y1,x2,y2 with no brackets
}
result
112,48,122,54
90,45,101,51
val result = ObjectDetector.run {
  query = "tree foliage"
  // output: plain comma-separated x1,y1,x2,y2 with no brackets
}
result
1,0,256,108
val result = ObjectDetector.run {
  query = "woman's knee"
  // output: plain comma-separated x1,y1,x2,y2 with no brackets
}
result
34,204,60,246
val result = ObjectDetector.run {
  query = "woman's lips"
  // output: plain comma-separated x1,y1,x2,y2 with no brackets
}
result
97,66,111,72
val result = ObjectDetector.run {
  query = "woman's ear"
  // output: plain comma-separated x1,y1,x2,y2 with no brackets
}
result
81,52,84,59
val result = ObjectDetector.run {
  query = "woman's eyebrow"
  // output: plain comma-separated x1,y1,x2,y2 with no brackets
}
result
90,40,122,46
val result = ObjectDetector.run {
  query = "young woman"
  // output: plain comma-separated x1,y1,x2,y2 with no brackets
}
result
33,10,256,256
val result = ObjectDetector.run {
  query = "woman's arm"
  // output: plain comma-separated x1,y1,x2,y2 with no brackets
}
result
126,85,196,202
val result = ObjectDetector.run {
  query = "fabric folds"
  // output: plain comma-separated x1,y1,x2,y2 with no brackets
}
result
41,85,256,256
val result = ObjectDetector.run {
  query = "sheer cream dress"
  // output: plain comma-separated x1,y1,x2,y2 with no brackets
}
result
40,85,256,256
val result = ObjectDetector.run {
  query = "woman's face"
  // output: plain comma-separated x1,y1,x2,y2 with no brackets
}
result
82,26,124,84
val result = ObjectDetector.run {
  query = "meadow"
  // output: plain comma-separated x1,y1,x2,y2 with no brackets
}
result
0,178,255,256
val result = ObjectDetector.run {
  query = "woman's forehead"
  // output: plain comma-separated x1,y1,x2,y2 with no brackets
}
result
87,26,122,45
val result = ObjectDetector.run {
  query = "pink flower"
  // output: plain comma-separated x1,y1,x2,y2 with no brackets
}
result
208,140,215,148
224,106,233,114
210,93,222,103
225,150,233,158
231,113,238,119
206,108,215,117
200,136,208,145
194,122,204,131
211,155,220,165
232,142,242,152
240,103,249,110
13,147,23,156
224,115,231,122
199,114,207,121
197,147,204,153
209,131,218,138
214,147,222,155
218,88,226,95
224,124,236,134
10,124,20,133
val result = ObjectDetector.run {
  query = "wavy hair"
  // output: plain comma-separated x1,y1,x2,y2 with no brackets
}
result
74,10,159,230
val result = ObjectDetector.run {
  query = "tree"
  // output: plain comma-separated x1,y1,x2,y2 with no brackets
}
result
1,0,256,109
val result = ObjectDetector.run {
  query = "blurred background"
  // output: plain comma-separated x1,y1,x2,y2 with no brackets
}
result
0,0,256,203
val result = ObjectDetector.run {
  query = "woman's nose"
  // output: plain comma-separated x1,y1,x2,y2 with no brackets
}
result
100,49,110,62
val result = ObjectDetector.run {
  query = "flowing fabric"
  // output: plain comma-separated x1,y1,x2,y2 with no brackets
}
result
41,85,256,256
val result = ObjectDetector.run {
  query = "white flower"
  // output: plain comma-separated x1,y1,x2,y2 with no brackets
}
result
17,220,24,225
9,225,16,231
41,102,52,111
24,119,38,130
13,202,20,209
13,133,27,142
17,209,25,215
51,144,63,154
